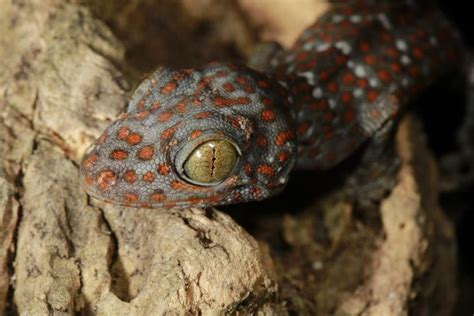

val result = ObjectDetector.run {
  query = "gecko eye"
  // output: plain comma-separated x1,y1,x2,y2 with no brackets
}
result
178,139,239,185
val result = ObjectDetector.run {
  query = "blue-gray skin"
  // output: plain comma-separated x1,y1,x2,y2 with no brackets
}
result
80,64,297,208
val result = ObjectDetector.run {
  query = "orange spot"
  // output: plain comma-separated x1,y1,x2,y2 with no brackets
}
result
195,111,212,119
137,99,146,110
243,84,255,94
261,97,272,106
343,109,355,123
257,135,267,146
251,187,262,198
84,175,94,186
296,51,308,61
305,60,317,69
377,70,391,82
197,76,212,90
150,192,166,202
277,152,288,162
164,202,176,209
367,89,379,102
323,128,333,140
235,75,247,85
257,80,270,89
223,82,235,92
190,130,203,139
137,146,154,160
159,111,172,122
335,54,347,65
123,170,137,183
123,193,139,204
96,170,116,191
117,127,130,140
358,41,370,52
391,63,401,73
143,171,155,182
127,133,142,145
157,163,171,175
309,100,328,111
82,154,98,169
409,66,420,77
297,122,310,135
212,96,251,107
110,150,128,160
161,81,177,95
257,165,274,176
364,54,376,65
340,92,352,104
275,130,295,146
261,109,276,121
319,70,329,81
161,126,177,139
327,81,338,93
342,72,355,85
357,79,368,88
151,101,161,110
412,47,423,59
216,70,228,77
136,110,150,120
379,31,393,42
176,102,186,113
244,164,253,174
386,47,398,58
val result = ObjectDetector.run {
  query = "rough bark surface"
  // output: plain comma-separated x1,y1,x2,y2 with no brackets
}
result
0,0,458,315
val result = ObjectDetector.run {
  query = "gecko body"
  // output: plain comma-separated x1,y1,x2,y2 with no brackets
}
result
80,2,463,209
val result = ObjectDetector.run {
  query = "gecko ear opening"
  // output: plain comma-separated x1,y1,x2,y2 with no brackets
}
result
175,135,241,186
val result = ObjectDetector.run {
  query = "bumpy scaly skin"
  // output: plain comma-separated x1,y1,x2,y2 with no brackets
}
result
80,2,463,209
81,64,297,208
271,3,462,169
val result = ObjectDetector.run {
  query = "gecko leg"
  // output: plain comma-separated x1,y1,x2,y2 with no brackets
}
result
344,118,400,209
247,41,284,73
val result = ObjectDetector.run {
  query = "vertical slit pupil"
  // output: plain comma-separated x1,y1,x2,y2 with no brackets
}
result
211,147,217,176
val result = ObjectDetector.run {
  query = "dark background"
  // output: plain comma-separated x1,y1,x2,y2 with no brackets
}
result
427,2,473,314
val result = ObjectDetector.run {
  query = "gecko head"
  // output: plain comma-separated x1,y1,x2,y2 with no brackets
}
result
80,62,296,209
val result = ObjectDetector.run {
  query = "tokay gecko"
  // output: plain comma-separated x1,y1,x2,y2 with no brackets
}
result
80,2,465,209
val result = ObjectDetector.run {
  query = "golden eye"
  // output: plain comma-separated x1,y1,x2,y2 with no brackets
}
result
183,140,238,184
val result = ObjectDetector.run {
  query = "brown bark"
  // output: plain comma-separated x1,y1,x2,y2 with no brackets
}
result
0,0,457,314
